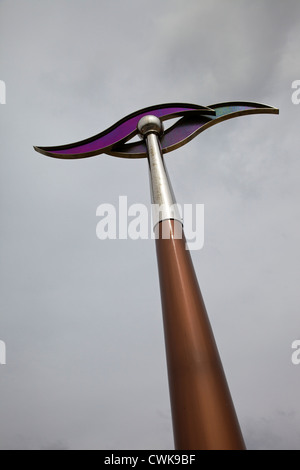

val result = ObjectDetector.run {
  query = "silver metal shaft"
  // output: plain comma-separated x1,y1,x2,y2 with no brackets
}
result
137,114,245,450
137,115,182,228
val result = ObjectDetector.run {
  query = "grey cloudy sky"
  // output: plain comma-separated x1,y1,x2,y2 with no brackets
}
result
0,0,300,450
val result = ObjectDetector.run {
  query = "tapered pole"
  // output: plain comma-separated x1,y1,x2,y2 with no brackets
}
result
138,115,246,450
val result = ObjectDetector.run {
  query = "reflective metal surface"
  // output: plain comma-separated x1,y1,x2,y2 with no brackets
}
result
155,220,246,450
139,116,246,449
137,115,164,137
138,115,181,226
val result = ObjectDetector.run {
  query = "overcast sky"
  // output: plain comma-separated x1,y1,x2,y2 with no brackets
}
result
0,0,300,450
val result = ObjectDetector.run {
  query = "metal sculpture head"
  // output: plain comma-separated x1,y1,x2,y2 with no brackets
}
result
34,101,279,159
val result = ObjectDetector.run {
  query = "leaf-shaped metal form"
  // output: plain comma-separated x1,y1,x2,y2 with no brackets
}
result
108,102,279,158
34,103,214,159
34,101,278,159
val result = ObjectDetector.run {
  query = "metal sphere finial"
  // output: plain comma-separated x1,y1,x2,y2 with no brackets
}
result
137,115,164,138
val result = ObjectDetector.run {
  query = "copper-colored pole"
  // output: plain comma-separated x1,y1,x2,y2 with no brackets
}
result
155,220,245,450
137,115,245,450
34,100,278,450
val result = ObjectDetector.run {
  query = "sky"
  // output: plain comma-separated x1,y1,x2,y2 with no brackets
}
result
0,0,300,450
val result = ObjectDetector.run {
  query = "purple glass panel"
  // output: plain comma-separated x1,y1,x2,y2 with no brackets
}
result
54,107,193,155
108,102,279,158
36,104,213,158
35,102,278,159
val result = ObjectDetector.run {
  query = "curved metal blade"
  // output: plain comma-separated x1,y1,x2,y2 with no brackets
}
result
34,103,214,159
108,102,279,158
